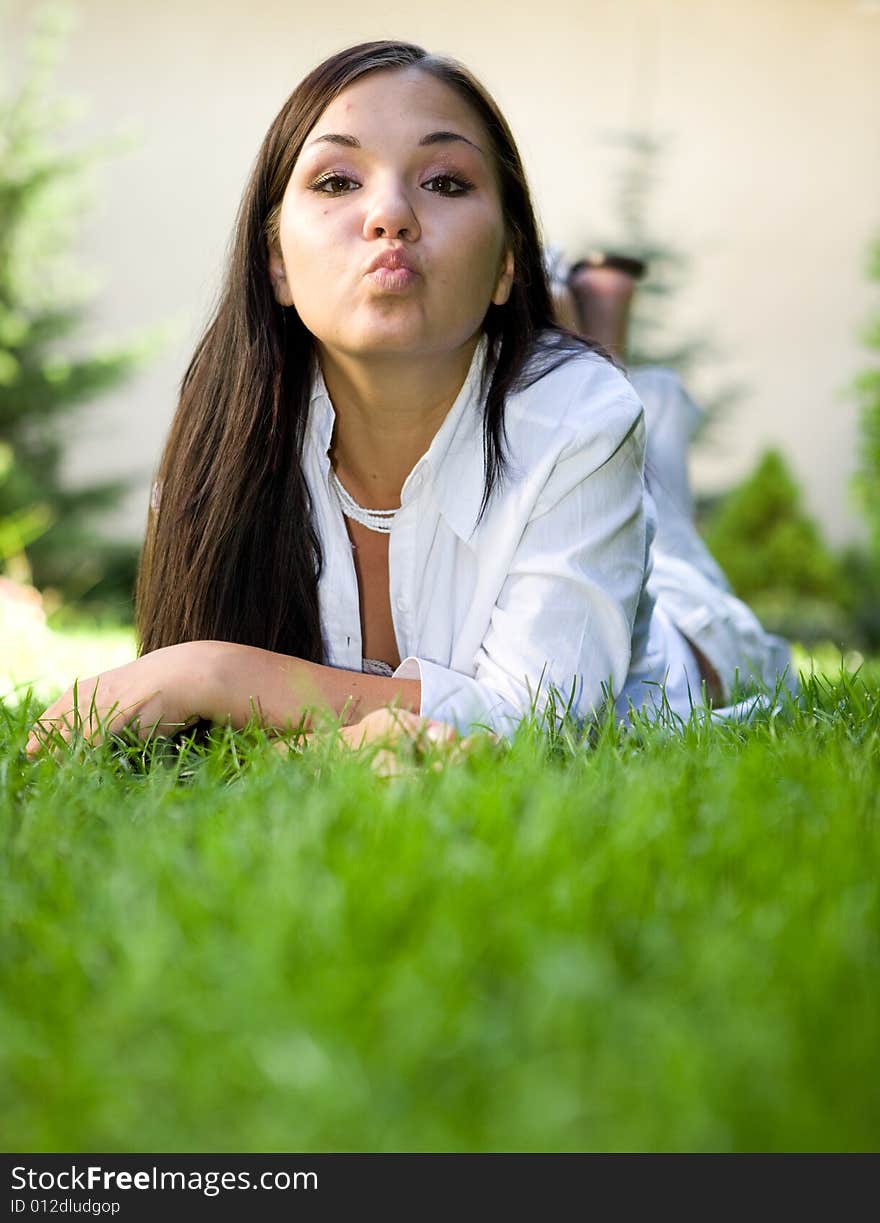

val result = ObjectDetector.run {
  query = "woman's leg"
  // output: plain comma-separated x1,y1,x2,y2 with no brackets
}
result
567,261,636,362
565,255,795,706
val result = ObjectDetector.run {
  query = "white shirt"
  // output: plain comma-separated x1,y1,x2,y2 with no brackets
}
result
303,333,697,738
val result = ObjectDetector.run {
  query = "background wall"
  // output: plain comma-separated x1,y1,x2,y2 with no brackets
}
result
4,0,879,547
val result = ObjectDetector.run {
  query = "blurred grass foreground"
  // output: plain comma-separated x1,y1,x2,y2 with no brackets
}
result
1,603,878,1152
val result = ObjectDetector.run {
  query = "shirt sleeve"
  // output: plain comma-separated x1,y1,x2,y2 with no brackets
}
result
392,393,649,739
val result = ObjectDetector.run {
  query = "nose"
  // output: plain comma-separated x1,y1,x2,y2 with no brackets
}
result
362,176,421,242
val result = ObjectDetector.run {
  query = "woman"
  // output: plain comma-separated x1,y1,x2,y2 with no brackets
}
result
25,40,787,759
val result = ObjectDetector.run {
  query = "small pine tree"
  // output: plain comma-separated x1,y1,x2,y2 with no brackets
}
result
0,3,157,614
702,449,840,601
701,448,854,646
586,127,745,438
588,129,698,371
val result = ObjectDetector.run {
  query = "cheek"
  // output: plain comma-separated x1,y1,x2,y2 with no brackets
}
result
435,213,505,298
280,207,331,272
278,206,348,317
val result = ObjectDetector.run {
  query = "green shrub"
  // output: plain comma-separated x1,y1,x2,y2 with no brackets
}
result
699,449,859,646
702,449,841,603
0,5,154,616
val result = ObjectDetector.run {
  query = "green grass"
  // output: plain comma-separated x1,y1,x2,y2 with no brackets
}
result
1,647,878,1152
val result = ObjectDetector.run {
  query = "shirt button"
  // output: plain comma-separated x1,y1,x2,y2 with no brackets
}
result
396,596,409,613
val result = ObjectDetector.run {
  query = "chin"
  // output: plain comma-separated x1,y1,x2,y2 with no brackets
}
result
334,322,433,357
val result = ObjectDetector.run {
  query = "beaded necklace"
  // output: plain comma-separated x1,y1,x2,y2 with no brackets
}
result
329,467,399,534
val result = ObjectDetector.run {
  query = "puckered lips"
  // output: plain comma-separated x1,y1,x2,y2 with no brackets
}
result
364,246,421,291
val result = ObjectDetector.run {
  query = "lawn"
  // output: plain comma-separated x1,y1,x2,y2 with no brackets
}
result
1,621,878,1152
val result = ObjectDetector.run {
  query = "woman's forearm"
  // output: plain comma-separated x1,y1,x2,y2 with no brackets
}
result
204,641,422,733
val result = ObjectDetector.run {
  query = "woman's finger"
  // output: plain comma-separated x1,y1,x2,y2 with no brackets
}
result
25,680,149,757
26,675,101,752
338,707,428,750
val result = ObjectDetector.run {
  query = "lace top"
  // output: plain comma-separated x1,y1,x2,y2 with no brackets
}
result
362,658,394,677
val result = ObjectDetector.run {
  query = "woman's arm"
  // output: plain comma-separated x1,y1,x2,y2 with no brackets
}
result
206,643,422,733
25,640,421,756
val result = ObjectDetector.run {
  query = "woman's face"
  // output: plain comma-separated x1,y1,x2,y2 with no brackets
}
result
269,67,514,359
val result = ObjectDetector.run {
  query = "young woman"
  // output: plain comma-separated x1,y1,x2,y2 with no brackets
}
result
25,40,790,758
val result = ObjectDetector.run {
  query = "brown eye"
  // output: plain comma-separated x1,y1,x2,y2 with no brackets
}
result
422,174,473,196
311,174,359,195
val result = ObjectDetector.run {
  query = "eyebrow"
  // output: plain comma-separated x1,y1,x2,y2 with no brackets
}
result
305,130,485,157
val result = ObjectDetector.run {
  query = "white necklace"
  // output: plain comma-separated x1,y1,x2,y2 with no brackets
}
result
329,466,400,534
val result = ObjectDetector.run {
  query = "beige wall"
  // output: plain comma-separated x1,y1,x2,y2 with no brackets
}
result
5,0,880,546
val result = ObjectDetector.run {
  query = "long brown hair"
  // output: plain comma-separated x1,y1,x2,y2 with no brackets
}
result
135,40,611,662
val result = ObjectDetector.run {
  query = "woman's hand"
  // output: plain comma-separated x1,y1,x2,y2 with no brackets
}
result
25,641,225,758
338,707,457,751
336,707,496,778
